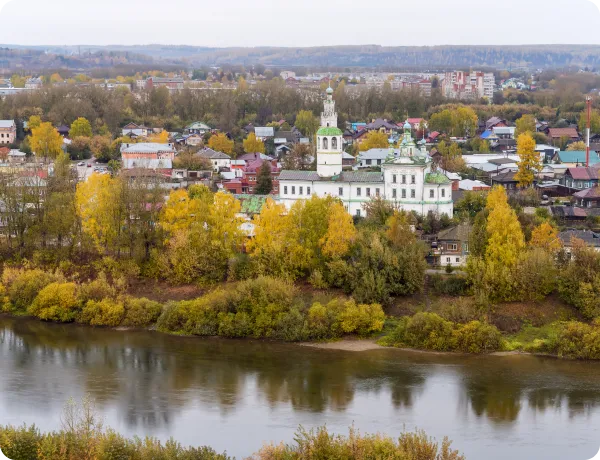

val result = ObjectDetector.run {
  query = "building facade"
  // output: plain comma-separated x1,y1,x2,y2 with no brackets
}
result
0,120,16,145
443,71,495,100
278,90,453,217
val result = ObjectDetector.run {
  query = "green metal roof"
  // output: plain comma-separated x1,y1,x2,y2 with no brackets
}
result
317,126,343,136
557,150,600,165
425,172,451,185
233,194,268,215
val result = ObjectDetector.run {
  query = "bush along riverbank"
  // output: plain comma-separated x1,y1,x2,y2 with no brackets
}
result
0,397,465,460
5,265,600,360
0,268,385,342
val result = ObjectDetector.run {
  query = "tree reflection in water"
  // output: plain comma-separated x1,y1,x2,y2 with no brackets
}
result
4,317,600,436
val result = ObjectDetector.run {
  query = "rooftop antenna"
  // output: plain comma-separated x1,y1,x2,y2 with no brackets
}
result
586,96,592,167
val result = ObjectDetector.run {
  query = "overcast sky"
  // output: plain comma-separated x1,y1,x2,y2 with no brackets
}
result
1,0,600,47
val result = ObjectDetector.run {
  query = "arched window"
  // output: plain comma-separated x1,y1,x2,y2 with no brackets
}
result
323,137,329,150
332,137,338,149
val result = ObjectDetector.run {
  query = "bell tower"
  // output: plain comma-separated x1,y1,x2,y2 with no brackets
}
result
316,86,343,177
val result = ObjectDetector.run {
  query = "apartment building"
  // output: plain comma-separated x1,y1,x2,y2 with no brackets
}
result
443,71,495,99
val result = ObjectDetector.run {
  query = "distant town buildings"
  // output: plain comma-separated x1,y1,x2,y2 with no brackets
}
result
443,71,495,100
0,120,17,145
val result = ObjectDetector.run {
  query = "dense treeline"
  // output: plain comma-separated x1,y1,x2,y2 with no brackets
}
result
0,70,597,144
0,398,464,460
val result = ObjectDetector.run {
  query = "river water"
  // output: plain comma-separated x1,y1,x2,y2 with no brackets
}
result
1,316,600,459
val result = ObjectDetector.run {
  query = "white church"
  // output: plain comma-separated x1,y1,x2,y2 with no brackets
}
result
278,87,454,217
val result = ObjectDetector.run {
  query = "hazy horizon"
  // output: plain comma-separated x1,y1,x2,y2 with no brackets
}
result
1,0,600,48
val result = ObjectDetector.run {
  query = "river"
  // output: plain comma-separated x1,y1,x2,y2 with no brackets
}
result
1,316,600,459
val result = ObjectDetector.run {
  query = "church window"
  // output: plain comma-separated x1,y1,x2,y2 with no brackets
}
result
339,187,343,196
323,137,329,150
401,189,406,198
332,137,338,149
392,189,397,198
307,187,311,195
441,189,446,198
411,189,415,198
402,175,406,184
357,187,361,196
392,174,397,183
411,175,416,184
356,209,361,217
366,188,371,196
375,188,380,197
299,186,303,195
284,186,288,194
429,189,434,198
292,186,296,195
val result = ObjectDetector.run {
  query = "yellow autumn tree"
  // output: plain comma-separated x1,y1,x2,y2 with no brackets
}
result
530,222,562,253
386,210,416,248
243,132,265,154
208,192,244,256
30,122,63,160
515,132,541,188
149,130,170,143
485,186,525,267
159,189,208,240
69,117,93,138
359,131,389,151
75,173,124,252
321,201,356,259
247,197,295,277
207,133,234,154
28,115,42,130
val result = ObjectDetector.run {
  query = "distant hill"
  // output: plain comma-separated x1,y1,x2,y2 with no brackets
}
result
3,44,600,70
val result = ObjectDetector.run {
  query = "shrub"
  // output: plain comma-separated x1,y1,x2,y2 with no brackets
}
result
2,268,62,312
385,312,455,351
453,321,504,353
0,424,41,460
29,282,80,322
80,298,125,327
555,321,593,359
438,297,481,324
227,253,254,281
429,275,470,296
78,272,117,304
336,300,385,337
122,297,163,328
308,269,329,289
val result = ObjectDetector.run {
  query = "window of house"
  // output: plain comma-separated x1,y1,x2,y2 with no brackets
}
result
292,186,295,195
366,159,372,165
456,258,460,263
356,209,361,217
411,175,416,184
402,175,406,184
446,257,451,263
448,244,458,251
339,187,343,196
441,189,446,198
411,189,415,198
392,189,397,198
429,189,434,198
392,174,397,183
284,186,288,194
377,159,382,165
375,188,380,197
366,188,371,196
299,186,303,195
402,189,406,198
307,187,311,195
357,187,361,196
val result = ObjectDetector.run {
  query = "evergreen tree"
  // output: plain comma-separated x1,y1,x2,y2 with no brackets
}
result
255,161,273,194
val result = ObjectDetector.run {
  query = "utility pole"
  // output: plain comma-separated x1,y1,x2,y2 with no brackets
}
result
586,96,592,167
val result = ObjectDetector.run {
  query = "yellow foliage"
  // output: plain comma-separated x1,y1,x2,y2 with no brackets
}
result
530,222,562,253
243,132,265,154
30,122,63,159
359,131,389,151
207,133,234,154
485,186,524,267
321,201,356,259
75,173,124,252
159,189,207,239
29,282,79,322
28,115,42,130
149,130,170,143
515,132,541,188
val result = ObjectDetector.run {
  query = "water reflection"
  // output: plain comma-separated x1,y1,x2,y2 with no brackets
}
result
3,316,600,460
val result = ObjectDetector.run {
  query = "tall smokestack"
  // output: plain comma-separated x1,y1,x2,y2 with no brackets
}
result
586,96,592,167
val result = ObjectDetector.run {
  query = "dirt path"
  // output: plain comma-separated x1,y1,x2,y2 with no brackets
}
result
298,339,383,351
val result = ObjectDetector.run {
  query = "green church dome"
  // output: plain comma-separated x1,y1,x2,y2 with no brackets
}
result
317,126,343,136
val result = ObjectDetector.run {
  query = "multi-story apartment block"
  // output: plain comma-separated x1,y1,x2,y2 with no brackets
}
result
443,71,495,100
